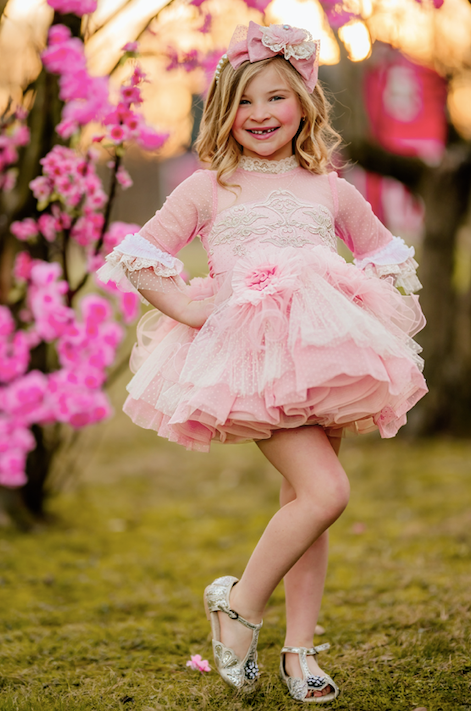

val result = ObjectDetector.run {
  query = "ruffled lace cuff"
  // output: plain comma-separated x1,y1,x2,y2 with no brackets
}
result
96,232,185,304
353,236,422,294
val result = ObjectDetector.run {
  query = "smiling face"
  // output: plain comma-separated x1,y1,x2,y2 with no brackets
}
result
231,62,305,161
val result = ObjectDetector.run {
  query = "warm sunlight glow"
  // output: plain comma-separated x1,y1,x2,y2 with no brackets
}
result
448,78,471,140
268,0,340,65
338,20,371,62
4,0,43,19
86,0,169,75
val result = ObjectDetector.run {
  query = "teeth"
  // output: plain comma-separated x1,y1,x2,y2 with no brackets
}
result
250,128,277,134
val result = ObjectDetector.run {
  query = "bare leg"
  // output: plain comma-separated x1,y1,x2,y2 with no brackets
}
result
217,427,349,694
281,431,342,697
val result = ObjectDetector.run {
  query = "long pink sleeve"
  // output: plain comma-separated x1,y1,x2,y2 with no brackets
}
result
97,169,215,300
332,175,421,293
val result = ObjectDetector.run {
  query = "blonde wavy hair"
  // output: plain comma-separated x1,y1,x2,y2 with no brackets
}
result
195,55,341,187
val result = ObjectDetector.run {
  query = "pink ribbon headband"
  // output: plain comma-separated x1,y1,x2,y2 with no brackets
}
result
226,22,320,93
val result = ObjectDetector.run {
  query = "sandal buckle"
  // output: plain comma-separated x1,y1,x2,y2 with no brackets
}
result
227,608,239,620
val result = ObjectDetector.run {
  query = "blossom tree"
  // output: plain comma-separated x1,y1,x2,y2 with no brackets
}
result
0,0,168,521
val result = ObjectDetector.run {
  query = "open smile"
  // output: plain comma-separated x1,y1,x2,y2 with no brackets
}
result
246,127,280,139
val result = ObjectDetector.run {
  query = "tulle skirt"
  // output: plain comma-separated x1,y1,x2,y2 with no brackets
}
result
123,245,428,451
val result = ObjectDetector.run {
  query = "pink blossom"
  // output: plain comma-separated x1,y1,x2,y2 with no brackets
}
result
47,0,97,16
120,292,140,324
318,0,358,28
30,175,52,202
130,65,147,86
56,118,78,139
0,306,14,337
80,294,113,326
122,41,139,53
30,260,62,287
103,221,140,252
11,218,38,241
12,125,30,147
124,114,139,133
99,322,125,357
48,373,112,428
71,215,100,247
181,49,199,72
199,13,212,33
48,24,71,45
13,252,33,282
136,124,168,151
0,418,35,454
110,125,125,143
116,165,133,189
1,169,17,192
0,450,28,488
42,36,86,75
120,85,141,105
3,370,48,422
243,0,271,10
186,655,211,673
38,214,58,242
14,106,28,121
0,332,30,383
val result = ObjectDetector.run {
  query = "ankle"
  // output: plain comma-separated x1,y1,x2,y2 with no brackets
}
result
284,640,316,652
229,585,263,624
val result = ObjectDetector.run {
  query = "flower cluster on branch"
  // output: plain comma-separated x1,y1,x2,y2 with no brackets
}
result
1,5,169,492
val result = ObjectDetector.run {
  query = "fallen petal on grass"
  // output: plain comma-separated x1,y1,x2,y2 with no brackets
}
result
186,654,211,672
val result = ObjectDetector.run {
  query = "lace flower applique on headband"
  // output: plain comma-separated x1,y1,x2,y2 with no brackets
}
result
259,24,318,62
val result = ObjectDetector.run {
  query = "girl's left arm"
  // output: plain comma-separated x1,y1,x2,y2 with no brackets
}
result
331,174,422,294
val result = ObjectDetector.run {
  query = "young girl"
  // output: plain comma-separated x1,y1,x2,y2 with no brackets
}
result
98,22,427,704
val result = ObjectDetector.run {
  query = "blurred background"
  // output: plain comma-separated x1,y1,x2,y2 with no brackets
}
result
1,4,471,708
0,0,470,518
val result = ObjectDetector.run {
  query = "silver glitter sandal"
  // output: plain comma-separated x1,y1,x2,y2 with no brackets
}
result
280,644,340,703
204,575,263,692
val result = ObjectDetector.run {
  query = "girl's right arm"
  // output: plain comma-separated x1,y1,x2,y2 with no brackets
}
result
137,279,214,328
97,170,215,327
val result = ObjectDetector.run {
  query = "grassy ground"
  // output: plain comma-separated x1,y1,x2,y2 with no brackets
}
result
1,374,470,710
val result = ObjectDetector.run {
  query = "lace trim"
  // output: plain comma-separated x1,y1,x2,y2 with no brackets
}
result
96,238,184,305
354,236,414,269
114,232,179,269
362,258,422,294
238,155,299,174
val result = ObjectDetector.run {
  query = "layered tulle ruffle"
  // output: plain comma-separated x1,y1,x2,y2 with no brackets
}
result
124,246,427,451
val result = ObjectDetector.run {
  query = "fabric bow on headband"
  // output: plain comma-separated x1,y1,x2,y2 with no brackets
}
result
222,22,320,93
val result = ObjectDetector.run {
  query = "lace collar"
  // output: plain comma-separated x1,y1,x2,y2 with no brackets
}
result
238,155,299,174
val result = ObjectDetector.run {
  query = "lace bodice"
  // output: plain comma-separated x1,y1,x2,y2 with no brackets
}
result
97,159,421,299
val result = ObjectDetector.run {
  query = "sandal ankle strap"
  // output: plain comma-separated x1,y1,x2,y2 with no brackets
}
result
218,604,263,631
281,643,330,655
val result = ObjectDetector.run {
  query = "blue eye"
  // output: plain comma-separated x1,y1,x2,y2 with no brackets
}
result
270,95,284,101
240,99,250,105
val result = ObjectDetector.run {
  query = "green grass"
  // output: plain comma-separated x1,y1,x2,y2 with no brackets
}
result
0,391,470,710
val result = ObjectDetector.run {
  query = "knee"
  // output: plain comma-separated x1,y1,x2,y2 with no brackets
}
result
306,470,350,526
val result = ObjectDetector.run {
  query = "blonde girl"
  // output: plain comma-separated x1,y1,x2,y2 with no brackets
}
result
98,21,427,703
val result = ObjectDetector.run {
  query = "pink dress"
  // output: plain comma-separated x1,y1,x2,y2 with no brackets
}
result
97,156,428,452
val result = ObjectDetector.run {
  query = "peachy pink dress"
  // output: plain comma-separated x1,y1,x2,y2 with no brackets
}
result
97,156,428,452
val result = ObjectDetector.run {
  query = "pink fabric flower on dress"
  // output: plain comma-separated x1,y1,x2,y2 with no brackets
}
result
232,248,298,306
186,654,211,673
